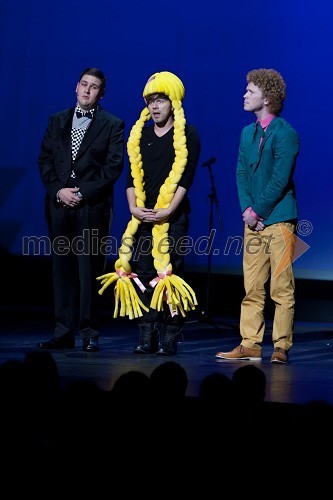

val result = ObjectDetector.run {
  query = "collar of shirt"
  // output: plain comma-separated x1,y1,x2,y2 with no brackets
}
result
257,114,275,130
255,114,275,150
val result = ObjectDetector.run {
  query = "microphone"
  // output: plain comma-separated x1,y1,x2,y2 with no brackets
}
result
201,157,216,167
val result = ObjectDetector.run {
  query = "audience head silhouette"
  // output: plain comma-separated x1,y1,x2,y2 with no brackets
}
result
232,364,266,404
150,361,188,402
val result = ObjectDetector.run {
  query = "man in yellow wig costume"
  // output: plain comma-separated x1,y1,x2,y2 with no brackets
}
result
98,71,201,355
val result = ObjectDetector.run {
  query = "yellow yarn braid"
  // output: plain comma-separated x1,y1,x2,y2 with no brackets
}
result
96,107,151,319
97,71,197,318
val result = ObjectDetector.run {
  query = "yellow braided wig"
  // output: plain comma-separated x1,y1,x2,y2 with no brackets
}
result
97,71,197,318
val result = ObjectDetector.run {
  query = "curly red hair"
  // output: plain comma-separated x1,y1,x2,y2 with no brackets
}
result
247,68,286,115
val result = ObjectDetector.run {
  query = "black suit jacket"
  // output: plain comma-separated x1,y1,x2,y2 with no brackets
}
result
38,105,124,209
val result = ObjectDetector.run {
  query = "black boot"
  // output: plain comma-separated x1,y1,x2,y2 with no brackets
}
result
156,325,182,356
133,322,159,354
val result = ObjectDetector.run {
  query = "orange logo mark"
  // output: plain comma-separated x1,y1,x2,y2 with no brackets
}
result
272,225,310,279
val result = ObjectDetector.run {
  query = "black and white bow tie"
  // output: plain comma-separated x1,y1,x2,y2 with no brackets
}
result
76,110,93,119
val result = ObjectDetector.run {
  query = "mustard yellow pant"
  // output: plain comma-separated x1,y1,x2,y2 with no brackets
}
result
240,222,296,351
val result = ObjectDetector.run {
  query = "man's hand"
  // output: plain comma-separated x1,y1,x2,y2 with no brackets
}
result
242,207,264,230
58,187,82,208
131,207,157,222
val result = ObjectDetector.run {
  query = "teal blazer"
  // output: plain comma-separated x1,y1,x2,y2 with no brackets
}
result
236,116,299,225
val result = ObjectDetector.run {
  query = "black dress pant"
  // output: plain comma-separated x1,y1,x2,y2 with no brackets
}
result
48,200,111,339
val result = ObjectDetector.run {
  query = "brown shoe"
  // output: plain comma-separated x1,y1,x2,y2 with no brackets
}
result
271,347,288,364
215,345,262,361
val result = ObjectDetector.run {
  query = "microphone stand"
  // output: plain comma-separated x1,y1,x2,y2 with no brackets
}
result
200,161,224,329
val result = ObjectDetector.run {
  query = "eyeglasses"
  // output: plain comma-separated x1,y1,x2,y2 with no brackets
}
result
147,98,168,106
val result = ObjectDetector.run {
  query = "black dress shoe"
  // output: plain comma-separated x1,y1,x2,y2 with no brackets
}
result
38,337,75,349
82,338,99,352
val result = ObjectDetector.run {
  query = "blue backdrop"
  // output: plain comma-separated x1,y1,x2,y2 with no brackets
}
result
1,0,332,280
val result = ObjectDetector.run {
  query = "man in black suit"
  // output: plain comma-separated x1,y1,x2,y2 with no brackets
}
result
38,67,124,352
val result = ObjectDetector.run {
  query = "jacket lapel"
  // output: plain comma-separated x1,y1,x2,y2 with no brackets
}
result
74,111,106,161
60,109,74,159
249,123,261,168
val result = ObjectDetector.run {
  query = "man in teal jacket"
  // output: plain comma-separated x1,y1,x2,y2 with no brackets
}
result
216,68,300,364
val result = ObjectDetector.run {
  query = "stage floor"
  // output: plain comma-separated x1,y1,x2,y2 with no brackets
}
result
2,307,333,406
